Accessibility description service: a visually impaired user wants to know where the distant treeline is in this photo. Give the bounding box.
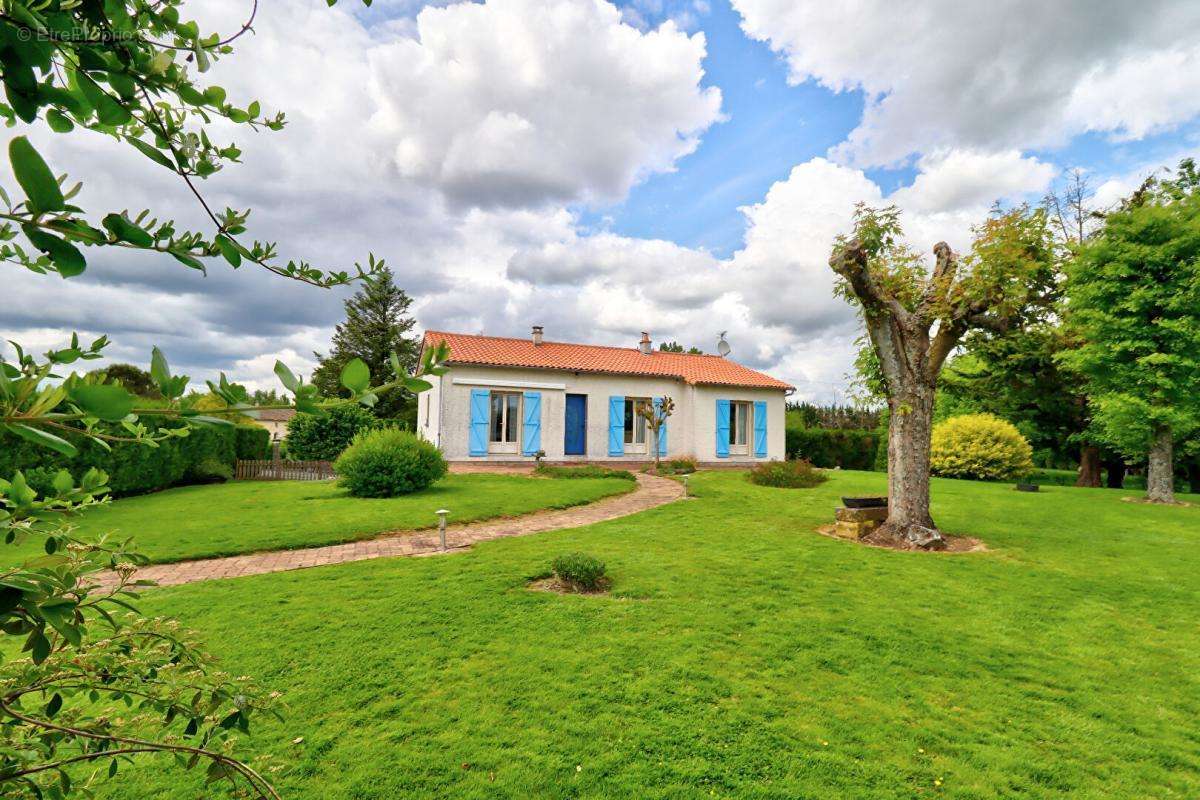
[786,402,881,431]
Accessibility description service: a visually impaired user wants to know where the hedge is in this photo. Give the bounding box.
[785,426,880,471]
[0,422,269,497]
[235,425,272,460]
[286,405,378,461]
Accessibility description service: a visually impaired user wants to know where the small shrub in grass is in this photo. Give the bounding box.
[666,456,697,474]
[335,428,447,497]
[930,413,1034,481]
[551,552,608,591]
[748,459,828,488]
[535,465,636,481]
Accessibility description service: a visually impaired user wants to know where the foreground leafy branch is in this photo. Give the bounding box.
[0,0,377,286]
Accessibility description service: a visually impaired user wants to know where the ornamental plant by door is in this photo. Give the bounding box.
[637,396,674,469]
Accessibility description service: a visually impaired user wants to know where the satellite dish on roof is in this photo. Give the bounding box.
[716,331,731,358]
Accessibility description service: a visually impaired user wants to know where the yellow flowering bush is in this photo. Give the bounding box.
[930,413,1034,481]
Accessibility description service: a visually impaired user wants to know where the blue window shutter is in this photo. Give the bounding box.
[653,397,667,457]
[608,396,625,456]
[715,399,730,458]
[522,392,542,456]
[753,400,768,457]
[469,390,489,457]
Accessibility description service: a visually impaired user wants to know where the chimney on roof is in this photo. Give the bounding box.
[639,331,652,355]
[531,325,544,346]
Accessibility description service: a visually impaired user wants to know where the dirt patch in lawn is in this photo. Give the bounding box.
[526,576,613,596]
[1121,496,1195,507]
[815,525,987,553]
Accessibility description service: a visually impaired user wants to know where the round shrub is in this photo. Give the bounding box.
[551,552,608,591]
[335,428,446,497]
[286,404,377,461]
[748,459,828,488]
[930,413,1034,481]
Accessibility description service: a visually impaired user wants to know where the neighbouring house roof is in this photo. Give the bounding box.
[253,409,297,423]
[422,331,794,391]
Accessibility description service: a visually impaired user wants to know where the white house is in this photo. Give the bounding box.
[416,328,793,465]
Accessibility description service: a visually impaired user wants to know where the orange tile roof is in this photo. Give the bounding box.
[422,331,793,391]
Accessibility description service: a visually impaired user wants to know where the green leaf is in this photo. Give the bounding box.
[23,227,86,277]
[68,383,134,422]
[51,469,73,495]
[274,361,300,392]
[39,599,81,647]
[7,424,77,457]
[171,251,206,271]
[9,137,64,214]
[102,213,154,247]
[215,234,241,266]
[403,377,433,393]
[78,75,132,126]
[193,42,210,74]
[28,629,51,664]
[188,415,234,427]
[126,137,177,171]
[151,346,171,387]
[45,693,62,718]
[45,109,75,133]
[340,358,370,394]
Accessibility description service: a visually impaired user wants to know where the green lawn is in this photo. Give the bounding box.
[87,471,1200,798]
[4,474,633,565]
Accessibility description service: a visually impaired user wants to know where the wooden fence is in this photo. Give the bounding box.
[235,459,335,481]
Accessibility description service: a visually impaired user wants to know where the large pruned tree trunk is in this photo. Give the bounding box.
[831,208,1050,548]
[1146,426,1176,503]
[1075,444,1102,487]
[885,383,937,540]
[831,241,1014,549]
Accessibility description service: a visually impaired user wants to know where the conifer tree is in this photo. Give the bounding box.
[313,267,420,422]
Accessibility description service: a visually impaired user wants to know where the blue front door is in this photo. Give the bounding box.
[564,394,587,455]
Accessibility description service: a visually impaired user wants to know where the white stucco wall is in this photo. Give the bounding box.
[416,363,787,463]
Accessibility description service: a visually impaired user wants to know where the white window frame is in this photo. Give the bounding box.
[730,401,752,455]
[623,397,651,454]
[488,391,522,453]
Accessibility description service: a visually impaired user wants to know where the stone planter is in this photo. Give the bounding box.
[834,505,888,540]
[842,496,887,509]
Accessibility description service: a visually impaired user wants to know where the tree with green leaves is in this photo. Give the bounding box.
[658,341,703,354]
[939,324,1086,468]
[829,204,1055,548]
[87,362,159,398]
[0,0,451,795]
[1059,162,1200,504]
[312,267,420,423]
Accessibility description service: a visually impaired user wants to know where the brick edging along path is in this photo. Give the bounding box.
[100,471,684,589]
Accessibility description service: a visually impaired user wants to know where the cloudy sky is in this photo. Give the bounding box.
[4,0,1200,402]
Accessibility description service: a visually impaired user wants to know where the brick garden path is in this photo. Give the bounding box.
[100,469,683,589]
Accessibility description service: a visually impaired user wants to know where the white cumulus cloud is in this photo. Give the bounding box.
[731,0,1200,166]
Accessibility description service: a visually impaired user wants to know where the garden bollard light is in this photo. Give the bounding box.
[682,475,689,498]
[436,509,449,551]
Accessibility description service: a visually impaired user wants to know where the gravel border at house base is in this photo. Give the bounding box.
[95,472,683,590]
